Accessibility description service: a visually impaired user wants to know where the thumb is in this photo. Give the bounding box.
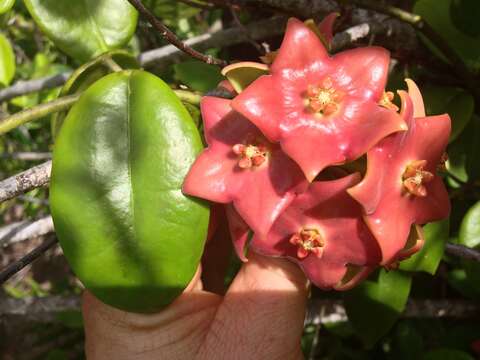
[197,252,309,360]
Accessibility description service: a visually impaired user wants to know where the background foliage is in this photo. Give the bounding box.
[0,0,479,359]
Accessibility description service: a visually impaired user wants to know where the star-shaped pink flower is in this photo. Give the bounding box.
[348,81,451,265]
[231,18,407,181]
[251,173,381,290]
[182,96,307,237]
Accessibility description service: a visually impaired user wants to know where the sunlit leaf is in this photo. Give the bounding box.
[50,70,209,313]
[0,32,15,86]
[24,0,138,62]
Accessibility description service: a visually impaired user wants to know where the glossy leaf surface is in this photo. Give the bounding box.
[51,50,139,138]
[50,70,209,313]
[344,269,412,348]
[0,33,15,86]
[24,0,138,62]
[174,60,224,93]
[459,201,480,249]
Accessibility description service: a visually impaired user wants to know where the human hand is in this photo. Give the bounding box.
[82,250,308,359]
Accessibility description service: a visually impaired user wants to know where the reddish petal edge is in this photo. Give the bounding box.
[395,224,425,262]
[405,78,426,118]
[333,265,375,291]
[317,13,339,49]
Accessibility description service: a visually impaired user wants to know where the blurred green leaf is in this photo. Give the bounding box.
[0,0,15,14]
[400,220,449,274]
[56,310,83,329]
[0,32,15,86]
[447,268,480,299]
[450,0,480,37]
[422,85,474,142]
[422,348,474,360]
[173,60,223,92]
[46,350,68,360]
[222,62,269,93]
[344,270,412,348]
[414,0,480,70]
[459,201,480,248]
[392,321,424,360]
[24,0,138,62]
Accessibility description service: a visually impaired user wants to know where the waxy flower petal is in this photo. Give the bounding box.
[251,173,381,289]
[348,87,451,264]
[183,96,307,237]
[232,18,406,180]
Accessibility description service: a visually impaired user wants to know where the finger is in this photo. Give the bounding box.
[83,267,221,359]
[198,252,308,360]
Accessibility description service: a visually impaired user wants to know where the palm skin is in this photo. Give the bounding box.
[82,252,308,359]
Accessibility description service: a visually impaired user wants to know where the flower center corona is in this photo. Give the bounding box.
[379,91,399,111]
[402,160,434,197]
[289,228,325,259]
[232,141,268,169]
[306,78,341,116]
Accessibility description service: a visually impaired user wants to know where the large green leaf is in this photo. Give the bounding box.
[414,0,480,71]
[0,33,15,86]
[0,0,14,14]
[344,270,412,348]
[400,220,449,274]
[24,0,138,62]
[50,70,209,313]
[51,50,139,138]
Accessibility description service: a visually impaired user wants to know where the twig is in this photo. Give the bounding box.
[0,18,286,103]
[0,236,58,284]
[177,0,215,9]
[0,94,80,135]
[0,216,54,247]
[0,72,72,103]
[0,160,51,203]
[126,0,227,66]
[1,152,52,161]
[445,243,480,263]
[229,3,265,54]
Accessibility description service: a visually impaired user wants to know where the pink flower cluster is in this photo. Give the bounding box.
[183,17,451,290]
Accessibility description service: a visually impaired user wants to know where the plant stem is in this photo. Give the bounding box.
[102,57,123,72]
[126,0,227,66]
[174,89,203,105]
[346,0,480,101]
[0,94,80,135]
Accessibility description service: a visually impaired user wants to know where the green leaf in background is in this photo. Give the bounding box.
[51,50,139,138]
[392,321,424,360]
[344,270,412,348]
[422,348,474,360]
[173,60,224,93]
[0,0,14,14]
[450,0,480,37]
[24,0,138,62]
[50,70,209,313]
[414,0,480,71]
[447,268,480,299]
[421,85,474,143]
[400,220,449,274]
[459,201,480,249]
[0,33,15,86]
[221,62,269,93]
